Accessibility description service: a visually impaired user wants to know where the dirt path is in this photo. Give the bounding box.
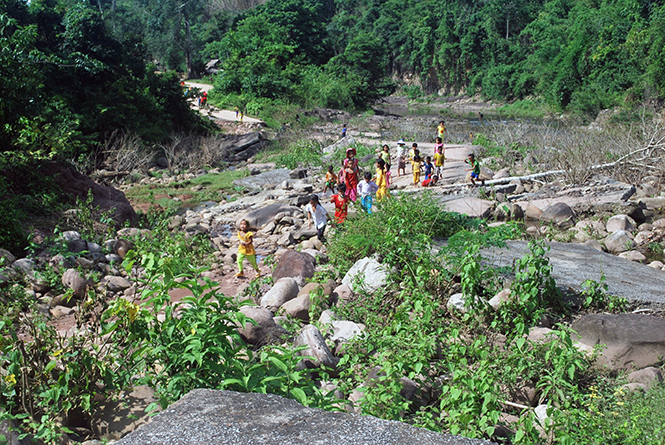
[184,82,264,124]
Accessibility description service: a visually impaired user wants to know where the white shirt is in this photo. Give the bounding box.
[357,180,378,197]
[396,145,407,158]
[305,203,328,229]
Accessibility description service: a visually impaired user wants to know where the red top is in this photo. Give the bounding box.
[331,194,349,223]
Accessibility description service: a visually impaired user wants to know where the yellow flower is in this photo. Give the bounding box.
[191,328,196,335]
[128,304,139,322]
[4,374,16,386]
[53,349,63,357]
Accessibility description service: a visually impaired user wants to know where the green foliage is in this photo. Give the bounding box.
[327,192,472,273]
[491,242,566,337]
[580,274,628,312]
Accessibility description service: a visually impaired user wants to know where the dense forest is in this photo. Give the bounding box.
[3,0,665,159]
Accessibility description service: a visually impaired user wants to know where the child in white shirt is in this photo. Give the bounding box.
[357,171,379,214]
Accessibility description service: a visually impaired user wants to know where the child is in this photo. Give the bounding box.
[433,140,445,177]
[323,165,337,195]
[342,124,347,138]
[380,144,391,171]
[375,158,388,201]
[331,183,350,224]
[411,150,423,185]
[437,120,446,142]
[396,139,407,177]
[385,164,392,190]
[357,171,378,214]
[424,156,434,180]
[422,175,439,187]
[409,143,418,173]
[236,219,261,279]
[434,136,444,155]
[306,195,330,241]
[465,153,485,186]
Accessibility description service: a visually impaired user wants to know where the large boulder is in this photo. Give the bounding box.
[342,257,389,293]
[240,203,299,229]
[237,306,289,347]
[540,202,575,227]
[571,314,665,369]
[115,389,492,445]
[272,250,315,281]
[233,169,291,192]
[260,277,299,312]
[37,161,136,227]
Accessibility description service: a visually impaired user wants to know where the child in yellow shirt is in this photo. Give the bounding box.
[411,150,423,185]
[236,219,261,279]
[375,158,388,200]
[323,165,337,195]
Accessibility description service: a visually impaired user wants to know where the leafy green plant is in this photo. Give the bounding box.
[580,274,627,312]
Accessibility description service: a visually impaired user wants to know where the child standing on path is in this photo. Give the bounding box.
[381,144,391,171]
[433,140,445,177]
[465,153,485,186]
[357,171,378,214]
[396,139,407,177]
[434,136,444,156]
[409,143,418,174]
[424,156,434,180]
[331,183,350,224]
[236,219,261,279]
[306,195,330,242]
[375,158,388,201]
[323,165,337,195]
[412,150,423,185]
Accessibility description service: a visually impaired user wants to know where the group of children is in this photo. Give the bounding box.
[235,123,485,280]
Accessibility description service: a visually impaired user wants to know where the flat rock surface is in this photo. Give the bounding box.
[481,240,665,305]
[116,389,494,445]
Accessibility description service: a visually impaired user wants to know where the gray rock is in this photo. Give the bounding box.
[605,215,636,233]
[626,367,663,390]
[234,169,291,192]
[617,250,646,262]
[571,314,665,369]
[272,250,315,281]
[116,389,493,445]
[106,276,132,293]
[488,289,511,310]
[50,305,74,318]
[604,230,636,253]
[11,258,35,274]
[62,268,87,298]
[302,248,328,264]
[334,284,354,305]
[0,418,30,445]
[279,294,311,321]
[621,382,649,392]
[331,320,365,343]
[525,205,543,220]
[342,257,389,293]
[237,306,289,347]
[583,239,604,252]
[447,293,467,313]
[277,232,295,247]
[479,240,665,305]
[260,277,299,312]
[0,248,16,265]
[540,202,575,227]
[294,324,339,370]
[241,203,299,229]
[289,168,308,179]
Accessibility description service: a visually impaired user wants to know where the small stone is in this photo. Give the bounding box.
[106,276,132,292]
[617,251,646,262]
[489,289,511,310]
[626,367,663,390]
[446,293,467,313]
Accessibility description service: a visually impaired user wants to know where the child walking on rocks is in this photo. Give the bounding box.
[357,171,378,214]
[236,219,261,279]
[465,153,485,186]
[306,195,330,242]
